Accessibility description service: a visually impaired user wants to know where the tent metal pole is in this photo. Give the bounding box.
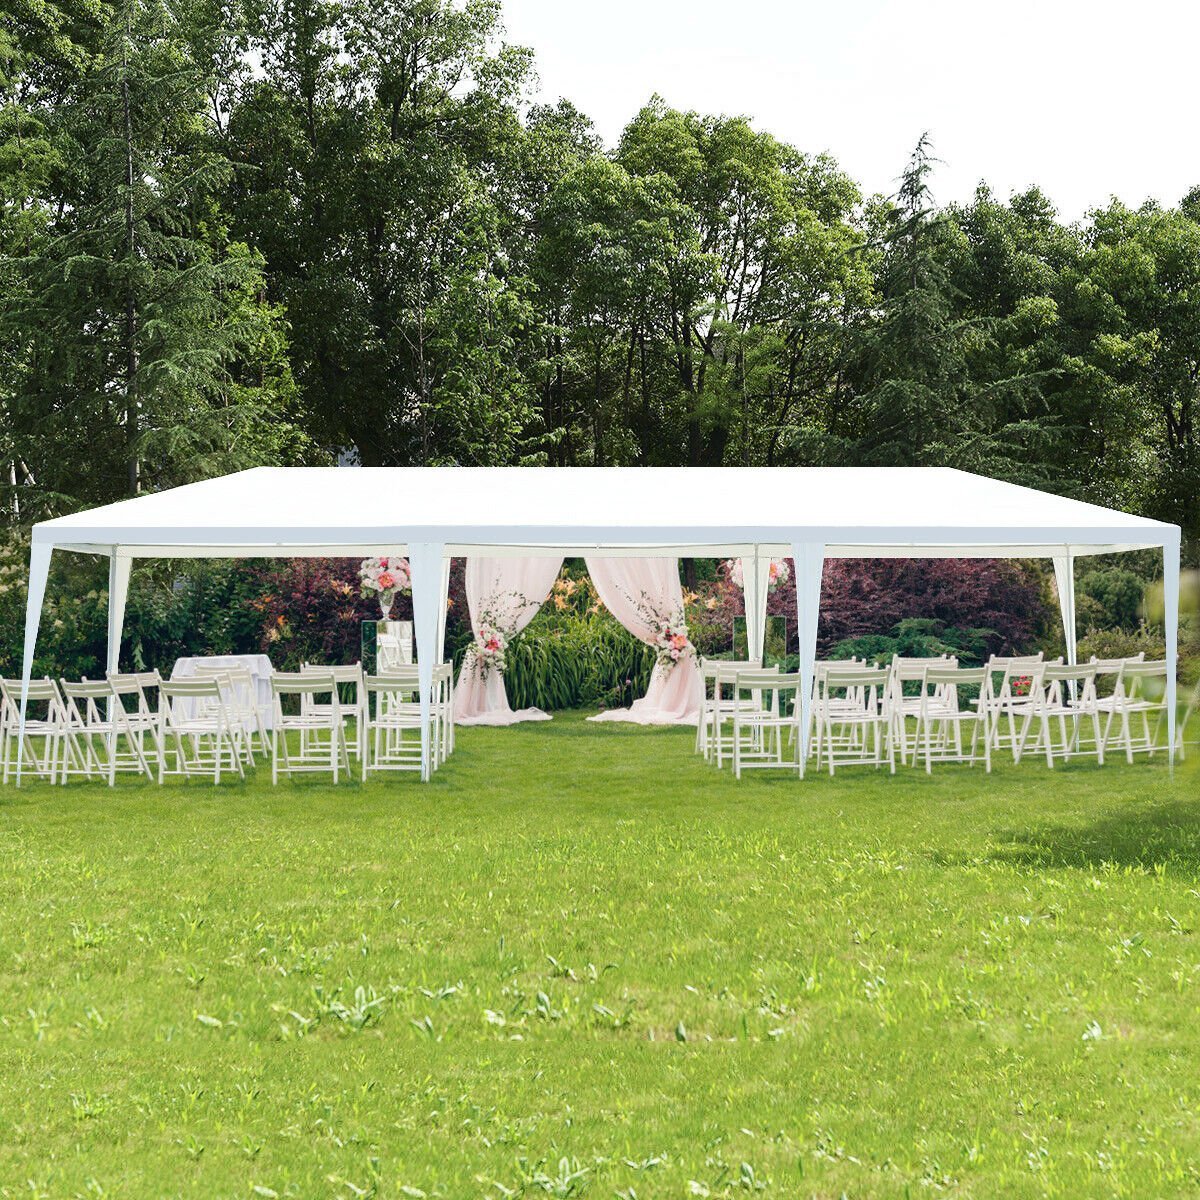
[107,550,132,676]
[16,541,53,786]
[791,542,825,775]
[409,542,445,782]
[740,547,770,665]
[1052,550,1077,667]
[1164,537,1180,772]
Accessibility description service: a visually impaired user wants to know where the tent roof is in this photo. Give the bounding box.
[34,465,1178,559]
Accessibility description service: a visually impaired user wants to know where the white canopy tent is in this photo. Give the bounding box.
[17,466,1182,780]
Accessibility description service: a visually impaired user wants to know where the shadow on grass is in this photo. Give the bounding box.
[987,794,1200,877]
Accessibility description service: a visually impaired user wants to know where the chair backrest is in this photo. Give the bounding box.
[1119,660,1168,698]
[819,665,889,694]
[1090,652,1145,673]
[60,678,114,701]
[301,662,362,683]
[271,671,337,697]
[1042,661,1097,684]
[987,653,1044,671]
[733,670,798,691]
[109,671,152,694]
[713,659,766,681]
[160,677,225,700]
[814,658,863,680]
[364,673,421,702]
[1,676,62,705]
[891,654,954,681]
[923,665,988,688]
[1117,659,1167,677]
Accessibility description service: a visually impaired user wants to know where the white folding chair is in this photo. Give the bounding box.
[731,670,802,778]
[707,660,772,767]
[696,659,757,759]
[0,677,66,784]
[300,663,364,760]
[1101,659,1171,762]
[433,663,455,763]
[913,665,993,773]
[189,663,270,763]
[157,677,246,784]
[978,653,1049,758]
[1181,678,1199,761]
[1015,661,1105,767]
[59,678,154,784]
[107,671,163,766]
[271,672,351,783]
[808,659,868,765]
[888,654,955,764]
[814,664,894,775]
[361,672,425,777]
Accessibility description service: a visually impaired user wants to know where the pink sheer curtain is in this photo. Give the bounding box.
[585,557,704,725]
[454,556,563,725]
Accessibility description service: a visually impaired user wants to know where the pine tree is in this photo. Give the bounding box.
[2,0,311,516]
[848,135,1053,478]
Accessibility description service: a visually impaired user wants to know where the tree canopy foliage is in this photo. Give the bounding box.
[1,0,1197,552]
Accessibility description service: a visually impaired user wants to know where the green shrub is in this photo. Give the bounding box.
[1076,626,1166,664]
[498,610,656,711]
[1077,567,1145,631]
[828,618,997,667]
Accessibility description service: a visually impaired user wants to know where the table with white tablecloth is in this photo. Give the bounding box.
[170,654,275,730]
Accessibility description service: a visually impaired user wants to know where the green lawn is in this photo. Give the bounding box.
[1,713,1199,1199]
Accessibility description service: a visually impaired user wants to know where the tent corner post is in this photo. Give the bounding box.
[1163,537,1180,773]
[17,540,54,786]
[1052,549,1077,667]
[740,547,770,665]
[791,542,826,770]
[409,542,446,783]
[107,549,132,677]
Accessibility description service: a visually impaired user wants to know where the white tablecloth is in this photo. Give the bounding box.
[171,654,275,730]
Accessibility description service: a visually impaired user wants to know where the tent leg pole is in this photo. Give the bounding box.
[1052,550,1077,667]
[409,542,445,783]
[1164,537,1180,775]
[107,551,132,676]
[740,547,770,664]
[791,542,825,775]
[17,541,53,787]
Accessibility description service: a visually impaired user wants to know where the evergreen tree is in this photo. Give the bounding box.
[846,136,1054,479]
[1,0,310,517]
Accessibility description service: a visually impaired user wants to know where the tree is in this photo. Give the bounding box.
[227,0,537,466]
[1,0,310,518]
[1069,201,1200,537]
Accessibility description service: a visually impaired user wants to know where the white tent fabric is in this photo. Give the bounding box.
[18,466,1183,780]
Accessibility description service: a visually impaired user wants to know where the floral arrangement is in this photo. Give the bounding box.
[650,607,693,670]
[359,556,411,615]
[725,557,790,590]
[464,620,508,680]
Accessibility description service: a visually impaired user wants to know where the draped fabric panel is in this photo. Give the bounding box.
[453,556,563,725]
[585,557,704,725]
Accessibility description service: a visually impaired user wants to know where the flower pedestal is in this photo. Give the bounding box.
[361,619,414,674]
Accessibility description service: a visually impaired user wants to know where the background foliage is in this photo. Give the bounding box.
[0,0,1196,690]
[1,0,1198,548]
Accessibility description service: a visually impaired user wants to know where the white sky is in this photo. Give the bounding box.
[501,0,1199,222]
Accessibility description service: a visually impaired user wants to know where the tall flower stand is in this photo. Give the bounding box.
[361,619,414,674]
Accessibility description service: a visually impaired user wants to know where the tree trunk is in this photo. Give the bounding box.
[121,23,139,497]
